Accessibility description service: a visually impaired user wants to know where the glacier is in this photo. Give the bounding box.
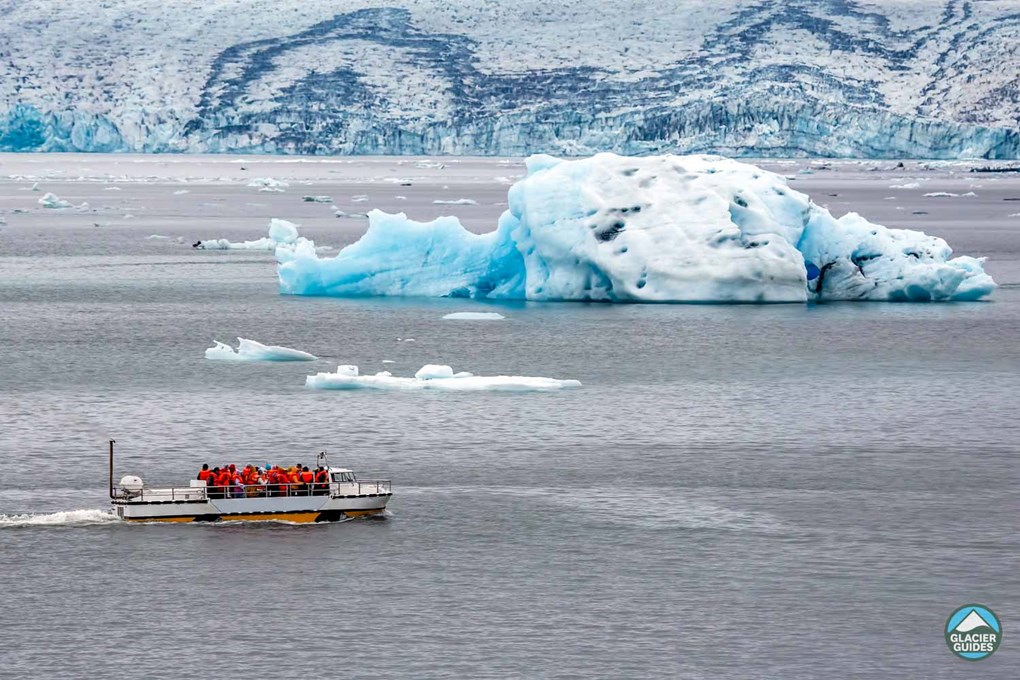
[0,3,1019,159]
[275,153,995,304]
[306,364,581,392]
[206,337,317,362]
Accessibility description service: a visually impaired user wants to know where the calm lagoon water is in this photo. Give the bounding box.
[0,155,1018,678]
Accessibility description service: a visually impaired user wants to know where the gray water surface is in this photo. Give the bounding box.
[0,156,1018,679]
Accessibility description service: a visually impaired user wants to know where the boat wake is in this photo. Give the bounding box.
[0,509,120,527]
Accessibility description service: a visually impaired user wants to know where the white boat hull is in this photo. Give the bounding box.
[113,491,390,523]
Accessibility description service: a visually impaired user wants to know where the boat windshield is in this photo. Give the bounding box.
[332,472,356,483]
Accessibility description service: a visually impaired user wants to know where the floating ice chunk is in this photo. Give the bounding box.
[414,364,457,379]
[303,195,333,203]
[205,337,317,362]
[433,198,478,205]
[352,195,368,203]
[146,234,171,240]
[103,186,121,191]
[275,153,994,303]
[248,177,288,192]
[173,189,190,195]
[195,237,276,251]
[306,364,581,392]
[38,192,72,208]
[381,359,396,364]
[30,181,39,191]
[196,218,307,251]
[923,192,960,197]
[889,182,921,189]
[267,218,299,245]
[442,312,506,320]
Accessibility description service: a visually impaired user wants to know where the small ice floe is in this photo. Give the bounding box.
[146,234,171,240]
[248,177,288,192]
[352,195,369,203]
[1009,213,1020,218]
[205,337,317,362]
[395,195,407,200]
[38,192,73,209]
[923,192,962,197]
[335,210,368,219]
[194,218,315,251]
[303,195,333,203]
[889,182,921,189]
[381,360,396,364]
[433,198,478,205]
[442,312,506,320]
[30,182,39,191]
[103,186,122,191]
[306,364,581,392]
[415,160,445,169]
[173,189,190,195]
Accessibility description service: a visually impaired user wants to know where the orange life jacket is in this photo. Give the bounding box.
[315,470,328,484]
[300,470,313,483]
[197,469,212,481]
[215,470,231,487]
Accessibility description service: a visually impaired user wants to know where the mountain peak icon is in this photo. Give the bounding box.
[955,610,992,633]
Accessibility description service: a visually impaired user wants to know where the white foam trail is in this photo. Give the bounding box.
[0,509,119,527]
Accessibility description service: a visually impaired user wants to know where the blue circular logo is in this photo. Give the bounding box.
[945,605,1002,660]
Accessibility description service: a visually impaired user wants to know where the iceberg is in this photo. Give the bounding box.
[275,153,995,303]
[306,364,580,392]
[248,177,288,192]
[195,218,314,251]
[442,312,506,320]
[38,192,72,209]
[205,337,317,362]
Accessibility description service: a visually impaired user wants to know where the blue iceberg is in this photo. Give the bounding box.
[275,153,995,303]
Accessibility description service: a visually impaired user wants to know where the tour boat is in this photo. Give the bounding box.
[107,440,391,523]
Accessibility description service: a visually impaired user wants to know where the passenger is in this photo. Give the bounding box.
[215,466,232,496]
[209,466,224,498]
[197,464,212,482]
[269,466,287,497]
[300,466,313,495]
[314,466,329,495]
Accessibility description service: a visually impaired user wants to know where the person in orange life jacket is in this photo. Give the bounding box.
[197,464,212,482]
[299,466,313,495]
[314,467,329,495]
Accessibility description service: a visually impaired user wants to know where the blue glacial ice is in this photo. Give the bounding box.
[206,337,317,362]
[275,153,996,303]
[306,364,581,392]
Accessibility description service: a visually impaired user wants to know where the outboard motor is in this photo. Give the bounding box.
[119,475,144,498]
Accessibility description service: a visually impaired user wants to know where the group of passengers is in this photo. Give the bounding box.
[197,463,331,498]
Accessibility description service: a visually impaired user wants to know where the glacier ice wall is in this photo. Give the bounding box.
[275,153,995,303]
[1,4,1019,159]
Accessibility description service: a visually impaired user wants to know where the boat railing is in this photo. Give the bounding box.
[112,479,392,501]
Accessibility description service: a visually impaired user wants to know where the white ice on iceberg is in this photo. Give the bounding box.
[205,337,317,362]
[195,218,314,251]
[442,312,506,320]
[433,198,478,205]
[275,154,995,303]
[248,177,288,192]
[38,192,72,209]
[306,364,580,392]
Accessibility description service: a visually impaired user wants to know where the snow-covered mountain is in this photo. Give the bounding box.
[1,0,1017,158]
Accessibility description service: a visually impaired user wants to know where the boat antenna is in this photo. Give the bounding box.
[108,439,116,499]
[318,450,329,469]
